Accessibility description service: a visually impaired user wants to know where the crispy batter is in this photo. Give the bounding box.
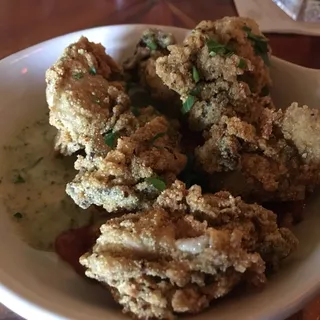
[155,17,274,178]
[46,36,137,156]
[80,180,297,319]
[206,104,320,202]
[157,181,298,268]
[66,117,187,212]
[156,18,320,202]
[156,17,271,107]
[155,16,273,135]
[80,209,265,319]
[281,102,320,164]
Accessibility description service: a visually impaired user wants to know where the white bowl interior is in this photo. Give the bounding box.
[0,25,319,320]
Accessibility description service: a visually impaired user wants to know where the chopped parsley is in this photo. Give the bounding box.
[206,39,234,57]
[243,26,270,66]
[190,84,202,96]
[182,84,202,115]
[104,131,119,148]
[72,72,84,80]
[13,212,23,219]
[89,66,97,75]
[13,174,25,184]
[260,85,270,97]
[238,58,247,69]
[149,132,167,145]
[146,40,158,51]
[192,65,200,83]
[182,95,196,114]
[145,177,166,192]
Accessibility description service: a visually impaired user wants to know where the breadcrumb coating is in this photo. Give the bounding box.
[46,36,136,156]
[66,117,187,212]
[156,17,320,202]
[46,37,187,213]
[80,180,297,319]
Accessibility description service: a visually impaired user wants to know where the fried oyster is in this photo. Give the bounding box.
[46,36,187,212]
[155,17,320,202]
[66,115,187,213]
[46,36,137,156]
[80,181,298,319]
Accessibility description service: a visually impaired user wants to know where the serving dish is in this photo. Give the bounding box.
[0,24,319,320]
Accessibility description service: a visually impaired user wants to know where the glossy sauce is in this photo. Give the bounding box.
[0,112,93,250]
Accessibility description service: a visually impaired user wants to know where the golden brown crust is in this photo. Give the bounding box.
[46,36,187,213]
[80,180,298,319]
[155,17,275,193]
[80,209,265,319]
[46,36,135,156]
[66,117,187,212]
[156,18,320,202]
[157,181,298,267]
[156,17,271,104]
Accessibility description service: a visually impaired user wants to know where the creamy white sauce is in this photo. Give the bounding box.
[0,111,93,251]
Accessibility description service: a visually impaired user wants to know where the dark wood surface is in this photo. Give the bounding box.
[0,0,319,319]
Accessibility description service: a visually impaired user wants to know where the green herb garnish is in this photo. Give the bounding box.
[190,84,202,96]
[149,132,167,145]
[260,85,270,97]
[243,26,270,66]
[89,66,97,75]
[192,65,200,83]
[13,174,25,184]
[104,131,118,148]
[206,39,234,57]
[145,177,166,192]
[146,41,158,51]
[72,72,84,80]
[182,95,196,114]
[13,212,23,219]
[238,58,247,69]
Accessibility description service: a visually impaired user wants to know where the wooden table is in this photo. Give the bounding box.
[0,0,319,319]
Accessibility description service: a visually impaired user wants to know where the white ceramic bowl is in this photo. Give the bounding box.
[0,25,319,320]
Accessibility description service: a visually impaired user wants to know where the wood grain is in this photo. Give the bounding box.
[0,0,319,319]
